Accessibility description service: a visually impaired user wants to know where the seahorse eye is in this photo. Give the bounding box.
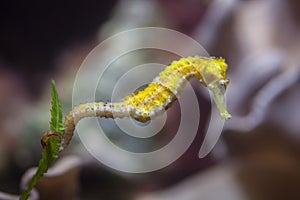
[219,79,229,90]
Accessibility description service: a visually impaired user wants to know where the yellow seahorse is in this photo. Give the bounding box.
[62,56,231,148]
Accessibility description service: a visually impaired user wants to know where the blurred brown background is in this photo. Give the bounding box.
[0,0,300,199]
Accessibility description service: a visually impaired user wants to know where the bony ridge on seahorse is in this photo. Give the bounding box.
[62,56,232,149]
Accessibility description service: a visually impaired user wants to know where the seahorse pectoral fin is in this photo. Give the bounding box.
[208,80,232,120]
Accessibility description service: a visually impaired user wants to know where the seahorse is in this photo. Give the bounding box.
[62,56,231,148]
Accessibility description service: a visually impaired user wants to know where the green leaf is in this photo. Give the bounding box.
[50,80,64,133]
[20,80,64,200]
[20,135,61,200]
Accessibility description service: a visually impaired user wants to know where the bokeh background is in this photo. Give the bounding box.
[1,0,300,199]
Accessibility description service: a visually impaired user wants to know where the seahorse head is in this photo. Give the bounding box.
[196,57,232,120]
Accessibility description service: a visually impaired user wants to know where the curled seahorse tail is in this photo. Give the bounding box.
[62,111,76,149]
